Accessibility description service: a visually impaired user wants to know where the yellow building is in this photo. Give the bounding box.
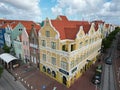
[38,15,102,87]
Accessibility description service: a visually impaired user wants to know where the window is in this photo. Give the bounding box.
[24,49,26,54]
[79,42,82,48]
[26,41,28,45]
[90,39,92,44]
[42,54,46,61]
[19,29,22,31]
[61,61,67,70]
[71,61,74,68]
[51,57,56,65]
[42,40,46,47]
[46,31,50,37]
[85,40,88,46]
[71,44,74,51]
[62,45,66,51]
[23,41,25,45]
[76,58,79,65]
[32,38,34,43]
[51,42,56,49]
[34,49,36,54]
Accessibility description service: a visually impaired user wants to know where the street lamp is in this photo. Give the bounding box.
[95,80,99,90]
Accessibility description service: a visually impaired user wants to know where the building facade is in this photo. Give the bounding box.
[38,16,102,87]
[29,24,41,68]
[0,26,6,48]
[13,34,23,60]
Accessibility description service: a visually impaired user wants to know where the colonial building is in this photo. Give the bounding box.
[13,34,23,59]
[29,24,41,68]
[92,20,105,39]
[0,24,6,48]
[4,22,19,48]
[38,15,102,87]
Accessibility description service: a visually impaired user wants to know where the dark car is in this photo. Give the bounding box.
[105,58,112,65]
[91,72,101,85]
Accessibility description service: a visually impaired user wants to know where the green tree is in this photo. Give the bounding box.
[102,27,120,52]
[2,44,10,53]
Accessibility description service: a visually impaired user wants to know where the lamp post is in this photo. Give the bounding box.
[95,80,99,90]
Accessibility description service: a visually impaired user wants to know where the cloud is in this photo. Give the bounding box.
[51,0,120,25]
[0,0,41,21]
[0,2,14,14]
[51,0,104,16]
[51,6,62,15]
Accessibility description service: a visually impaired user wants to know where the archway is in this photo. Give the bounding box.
[47,68,51,74]
[85,64,87,71]
[52,71,56,78]
[43,66,46,72]
[63,76,67,85]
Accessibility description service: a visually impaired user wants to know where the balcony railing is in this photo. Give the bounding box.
[30,43,38,49]
[40,39,102,57]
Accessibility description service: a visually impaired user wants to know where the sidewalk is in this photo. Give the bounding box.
[0,69,27,90]
[11,60,103,90]
[114,45,120,90]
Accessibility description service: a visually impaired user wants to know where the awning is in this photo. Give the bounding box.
[0,53,17,64]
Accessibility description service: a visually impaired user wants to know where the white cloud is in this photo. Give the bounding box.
[51,0,120,25]
[51,0,104,16]
[0,0,41,21]
[51,6,62,15]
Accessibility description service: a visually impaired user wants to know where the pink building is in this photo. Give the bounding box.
[21,21,40,63]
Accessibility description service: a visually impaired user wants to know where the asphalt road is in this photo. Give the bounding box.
[0,70,27,90]
[102,38,117,90]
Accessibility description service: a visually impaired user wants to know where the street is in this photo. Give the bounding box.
[0,70,26,90]
[102,35,119,90]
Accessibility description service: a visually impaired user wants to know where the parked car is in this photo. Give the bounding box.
[105,57,112,65]
[91,72,101,85]
[96,65,102,73]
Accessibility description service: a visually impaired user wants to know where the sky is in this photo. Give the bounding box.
[0,0,120,25]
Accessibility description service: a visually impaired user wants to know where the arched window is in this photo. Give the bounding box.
[47,68,51,74]
[52,71,56,78]
[43,66,46,72]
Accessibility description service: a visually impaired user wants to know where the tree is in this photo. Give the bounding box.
[2,44,10,53]
[102,27,120,52]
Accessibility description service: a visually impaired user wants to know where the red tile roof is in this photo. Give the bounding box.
[92,20,105,25]
[0,23,8,28]
[92,20,105,31]
[51,16,91,40]
[19,21,41,35]
[105,24,109,28]
[57,15,68,21]
[10,22,19,29]
[94,23,99,31]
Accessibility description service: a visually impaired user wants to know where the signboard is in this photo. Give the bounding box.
[71,67,77,73]
[59,69,69,75]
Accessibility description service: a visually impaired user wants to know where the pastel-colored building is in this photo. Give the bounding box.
[38,15,102,87]
[4,22,18,48]
[29,24,41,68]
[92,20,105,39]
[13,34,23,59]
[0,24,6,48]
[21,21,41,63]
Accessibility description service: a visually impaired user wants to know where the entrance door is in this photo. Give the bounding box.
[63,76,67,85]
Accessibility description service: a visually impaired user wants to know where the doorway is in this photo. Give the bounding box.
[63,76,67,85]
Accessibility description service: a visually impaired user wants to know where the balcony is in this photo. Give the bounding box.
[30,43,38,49]
[40,39,102,57]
